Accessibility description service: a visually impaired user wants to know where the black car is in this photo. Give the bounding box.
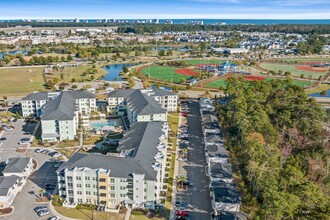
[0,137,6,141]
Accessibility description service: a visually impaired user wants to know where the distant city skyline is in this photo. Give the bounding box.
[1,0,330,20]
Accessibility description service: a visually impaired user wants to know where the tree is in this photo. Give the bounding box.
[122,66,129,73]
[158,49,165,57]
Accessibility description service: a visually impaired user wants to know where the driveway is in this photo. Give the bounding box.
[176,100,212,219]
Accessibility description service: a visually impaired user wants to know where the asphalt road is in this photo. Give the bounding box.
[176,100,212,220]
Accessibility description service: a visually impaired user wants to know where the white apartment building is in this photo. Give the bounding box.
[57,122,169,210]
[62,36,90,44]
[21,92,60,117]
[40,91,96,142]
[107,89,167,124]
[141,89,178,112]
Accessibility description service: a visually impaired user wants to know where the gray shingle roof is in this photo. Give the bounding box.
[109,89,166,115]
[207,144,228,158]
[3,157,31,174]
[206,133,223,143]
[58,122,165,180]
[215,211,247,220]
[0,176,21,196]
[151,89,176,97]
[22,92,49,101]
[210,162,233,179]
[41,91,95,121]
[211,181,241,204]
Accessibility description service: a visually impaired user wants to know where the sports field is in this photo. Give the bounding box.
[184,59,227,66]
[259,62,328,78]
[274,57,330,63]
[138,65,193,83]
[203,75,312,89]
[0,67,46,96]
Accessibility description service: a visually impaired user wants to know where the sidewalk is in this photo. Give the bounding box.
[169,113,183,220]
[124,207,132,220]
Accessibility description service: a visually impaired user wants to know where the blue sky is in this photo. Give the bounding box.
[1,0,330,19]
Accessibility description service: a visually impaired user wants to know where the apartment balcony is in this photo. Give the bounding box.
[99,186,107,190]
[99,178,106,183]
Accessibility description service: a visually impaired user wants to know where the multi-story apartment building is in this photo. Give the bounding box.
[40,91,96,142]
[107,89,168,124]
[21,92,60,117]
[141,89,178,112]
[57,121,169,210]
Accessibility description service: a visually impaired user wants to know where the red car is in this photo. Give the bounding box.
[176,210,189,217]
[181,113,187,117]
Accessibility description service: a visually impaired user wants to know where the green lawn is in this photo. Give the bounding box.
[139,66,190,83]
[203,79,227,88]
[259,62,327,78]
[274,57,330,63]
[54,206,126,220]
[184,59,228,66]
[0,67,46,96]
[51,64,107,83]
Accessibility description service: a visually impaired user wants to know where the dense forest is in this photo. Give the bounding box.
[116,24,330,34]
[218,78,330,219]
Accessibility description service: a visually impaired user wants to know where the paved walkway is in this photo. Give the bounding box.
[124,207,132,220]
[169,112,183,220]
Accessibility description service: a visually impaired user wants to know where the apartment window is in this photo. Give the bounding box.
[110,186,115,191]
[110,194,115,198]
[85,184,90,188]
[85,176,90,181]
[68,190,73,196]
[86,191,91,195]
[77,191,82,195]
[93,192,97,196]
[67,176,73,181]
[144,196,147,200]
[110,178,115,183]
[93,184,96,188]
[76,176,81,181]
[78,199,82,203]
[93,177,96,181]
[68,183,73,187]
[77,184,82,188]
[86,199,91,203]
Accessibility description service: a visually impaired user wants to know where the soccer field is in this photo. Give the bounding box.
[0,67,46,96]
[138,65,191,83]
[259,62,328,78]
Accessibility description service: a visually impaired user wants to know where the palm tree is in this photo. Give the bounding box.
[176,176,186,189]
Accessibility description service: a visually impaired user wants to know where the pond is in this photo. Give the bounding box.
[102,63,135,81]
[0,50,29,59]
[309,90,330,98]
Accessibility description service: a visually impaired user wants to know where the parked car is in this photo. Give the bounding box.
[41,149,50,154]
[35,148,43,153]
[175,201,189,208]
[4,127,13,131]
[181,113,187,117]
[34,206,48,213]
[0,137,6,141]
[48,217,60,220]
[37,210,50,217]
[175,210,189,217]
[49,151,60,158]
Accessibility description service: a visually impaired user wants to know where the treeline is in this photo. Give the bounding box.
[117,24,330,34]
[218,78,330,219]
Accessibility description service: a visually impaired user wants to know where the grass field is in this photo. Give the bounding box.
[203,76,312,89]
[274,57,330,63]
[259,62,328,78]
[0,67,46,96]
[184,59,227,66]
[51,64,108,83]
[54,206,125,220]
[139,65,190,83]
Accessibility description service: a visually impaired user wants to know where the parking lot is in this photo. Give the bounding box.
[0,120,38,160]
[175,100,212,220]
[0,120,60,219]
